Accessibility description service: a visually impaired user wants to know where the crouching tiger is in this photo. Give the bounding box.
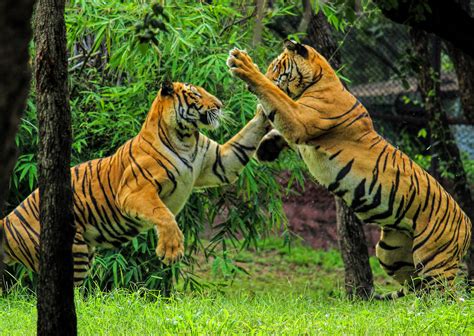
[226,41,472,299]
[0,81,269,286]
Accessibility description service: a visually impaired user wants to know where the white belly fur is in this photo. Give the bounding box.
[298,145,335,187]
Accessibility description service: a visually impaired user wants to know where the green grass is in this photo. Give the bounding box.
[1,238,473,335]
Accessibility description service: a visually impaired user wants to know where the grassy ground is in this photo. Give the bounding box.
[1,238,473,335]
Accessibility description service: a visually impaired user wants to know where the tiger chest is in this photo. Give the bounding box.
[160,165,196,215]
[297,145,336,187]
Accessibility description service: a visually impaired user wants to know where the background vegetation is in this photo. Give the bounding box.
[3,0,473,295]
[4,0,308,291]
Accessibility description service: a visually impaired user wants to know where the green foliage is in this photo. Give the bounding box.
[461,153,474,185]
[5,0,307,291]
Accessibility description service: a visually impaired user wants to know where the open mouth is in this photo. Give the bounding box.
[200,108,222,128]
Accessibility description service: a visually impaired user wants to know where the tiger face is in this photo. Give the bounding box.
[265,40,333,98]
[160,81,223,131]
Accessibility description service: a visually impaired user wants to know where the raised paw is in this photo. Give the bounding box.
[156,225,184,265]
[256,129,289,162]
[226,48,261,83]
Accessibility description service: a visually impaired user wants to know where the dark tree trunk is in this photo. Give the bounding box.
[0,0,35,289]
[336,198,374,299]
[34,0,77,334]
[445,43,474,285]
[447,44,474,124]
[0,0,35,209]
[411,29,474,286]
[306,8,374,299]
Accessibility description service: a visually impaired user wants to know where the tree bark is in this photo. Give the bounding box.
[0,0,35,290]
[447,44,474,124]
[0,1,35,210]
[411,29,474,286]
[34,0,77,334]
[336,198,374,299]
[445,43,474,285]
[252,0,266,47]
[306,10,374,299]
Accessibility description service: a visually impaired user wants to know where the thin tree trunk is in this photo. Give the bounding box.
[446,43,474,285]
[0,0,35,290]
[306,10,374,299]
[411,30,474,286]
[297,0,312,33]
[447,44,474,124]
[336,198,374,299]
[34,0,77,334]
[252,0,265,47]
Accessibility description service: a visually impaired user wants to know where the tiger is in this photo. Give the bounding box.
[226,40,472,299]
[0,81,270,286]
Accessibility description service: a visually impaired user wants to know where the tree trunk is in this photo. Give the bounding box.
[0,1,35,209]
[336,198,374,299]
[252,0,265,47]
[306,10,374,299]
[0,0,35,290]
[411,29,474,286]
[34,0,77,334]
[446,43,474,285]
[447,44,474,125]
[297,0,312,33]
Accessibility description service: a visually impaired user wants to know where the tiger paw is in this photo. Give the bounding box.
[156,225,184,265]
[226,48,261,83]
[256,129,289,162]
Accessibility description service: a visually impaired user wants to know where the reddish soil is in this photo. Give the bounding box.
[279,172,381,255]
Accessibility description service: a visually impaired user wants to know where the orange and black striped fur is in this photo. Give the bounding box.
[227,41,471,298]
[0,82,269,285]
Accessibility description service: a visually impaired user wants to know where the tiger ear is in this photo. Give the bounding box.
[160,80,174,96]
[284,39,298,51]
[283,39,308,59]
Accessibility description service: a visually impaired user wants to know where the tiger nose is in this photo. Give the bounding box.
[215,99,223,109]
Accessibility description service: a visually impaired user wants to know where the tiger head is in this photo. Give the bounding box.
[157,81,223,131]
[265,40,337,98]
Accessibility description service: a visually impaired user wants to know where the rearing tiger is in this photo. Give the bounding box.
[227,40,472,298]
[0,81,269,285]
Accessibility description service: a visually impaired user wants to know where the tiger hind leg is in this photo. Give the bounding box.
[373,288,407,300]
[72,232,93,286]
[412,237,462,297]
[373,229,416,300]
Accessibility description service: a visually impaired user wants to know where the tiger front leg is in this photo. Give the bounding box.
[117,183,184,265]
[227,48,324,144]
[256,129,290,163]
[226,48,264,89]
[226,48,295,121]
